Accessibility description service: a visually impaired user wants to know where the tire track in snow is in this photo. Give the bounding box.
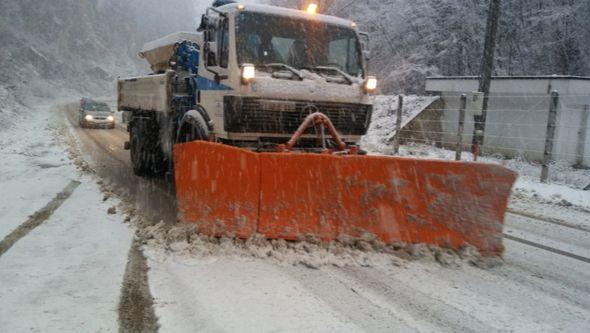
[62,104,178,224]
[118,238,159,333]
[0,180,80,257]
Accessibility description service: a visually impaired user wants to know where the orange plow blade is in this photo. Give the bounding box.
[174,141,517,256]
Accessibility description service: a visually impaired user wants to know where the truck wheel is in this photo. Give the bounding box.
[177,110,209,143]
[130,118,165,177]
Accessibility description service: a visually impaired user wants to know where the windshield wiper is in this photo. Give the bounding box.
[262,63,303,80]
[312,66,354,84]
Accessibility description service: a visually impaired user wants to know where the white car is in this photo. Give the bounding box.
[79,100,116,129]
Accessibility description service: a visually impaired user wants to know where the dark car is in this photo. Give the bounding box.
[79,100,115,129]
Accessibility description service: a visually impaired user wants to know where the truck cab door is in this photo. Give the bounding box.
[203,17,230,84]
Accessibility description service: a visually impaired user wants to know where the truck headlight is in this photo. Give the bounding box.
[107,115,115,122]
[241,64,256,84]
[85,115,94,121]
[364,76,377,93]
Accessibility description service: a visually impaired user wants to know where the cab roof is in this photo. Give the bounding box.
[217,3,357,29]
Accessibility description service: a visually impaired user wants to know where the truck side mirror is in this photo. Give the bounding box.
[197,14,208,32]
[363,50,371,62]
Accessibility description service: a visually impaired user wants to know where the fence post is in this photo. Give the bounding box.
[541,91,559,183]
[393,95,403,154]
[455,94,467,161]
[576,105,589,167]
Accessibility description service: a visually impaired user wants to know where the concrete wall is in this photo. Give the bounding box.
[425,77,590,166]
[581,106,589,167]
[586,109,590,167]
[398,99,444,146]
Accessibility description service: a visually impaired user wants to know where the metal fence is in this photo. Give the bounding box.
[389,92,590,184]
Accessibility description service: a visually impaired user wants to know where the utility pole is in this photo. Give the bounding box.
[455,94,467,161]
[392,95,404,154]
[540,91,559,183]
[472,0,501,156]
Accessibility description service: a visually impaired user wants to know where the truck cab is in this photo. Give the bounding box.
[118,2,376,176]
[196,3,374,147]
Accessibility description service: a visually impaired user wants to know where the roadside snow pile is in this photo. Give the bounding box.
[0,104,75,238]
[360,95,438,153]
[503,158,590,192]
[512,180,590,211]
[403,144,589,191]
[134,221,495,270]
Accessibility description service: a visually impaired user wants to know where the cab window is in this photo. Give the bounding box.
[219,19,229,68]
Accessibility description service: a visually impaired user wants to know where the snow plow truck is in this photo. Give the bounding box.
[117,1,517,256]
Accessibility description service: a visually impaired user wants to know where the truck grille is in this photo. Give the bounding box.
[223,97,372,135]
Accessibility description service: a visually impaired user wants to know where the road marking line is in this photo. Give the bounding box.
[0,180,81,257]
[507,209,590,233]
[504,234,590,264]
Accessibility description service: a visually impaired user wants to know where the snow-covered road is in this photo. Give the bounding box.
[0,102,589,332]
[142,225,590,333]
[0,105,134,331]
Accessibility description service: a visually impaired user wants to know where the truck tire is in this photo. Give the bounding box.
[130,117,165,177]
[177,110,209,143]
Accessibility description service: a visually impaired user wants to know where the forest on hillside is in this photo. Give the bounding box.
[275,0,590,93]
[0,0,588,109]
[0,0,197,109]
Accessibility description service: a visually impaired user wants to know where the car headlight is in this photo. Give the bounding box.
[241,64,256,84]
[107,115,114,122]
[85,115,93,121]
[364,76,377,93]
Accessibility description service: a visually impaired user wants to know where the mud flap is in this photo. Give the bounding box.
[174,141,517,256]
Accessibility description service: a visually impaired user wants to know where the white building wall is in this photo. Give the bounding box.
[585,111,590,166]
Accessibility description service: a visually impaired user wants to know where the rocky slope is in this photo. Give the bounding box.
[0,0,197,125]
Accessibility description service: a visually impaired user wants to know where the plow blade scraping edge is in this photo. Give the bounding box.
[174,141,517,256]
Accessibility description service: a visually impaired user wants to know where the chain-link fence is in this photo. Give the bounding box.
[373,91,590,188]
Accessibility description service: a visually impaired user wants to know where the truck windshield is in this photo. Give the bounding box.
[236,12,364,77]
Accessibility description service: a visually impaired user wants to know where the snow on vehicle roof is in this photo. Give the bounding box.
[140,32,202,55]
[218,3,356,28]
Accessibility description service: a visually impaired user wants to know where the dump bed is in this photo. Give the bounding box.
[117,71,174,113]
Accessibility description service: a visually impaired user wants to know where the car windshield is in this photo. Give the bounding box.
[85,103,111,112]
[236,12,364,77]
